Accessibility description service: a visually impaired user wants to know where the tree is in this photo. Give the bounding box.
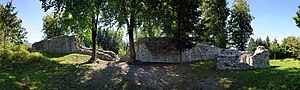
[255,37,264,46]
[42,12,70,39]
[293,5,300,28]
[281,36,300,58]
[228,0,254,51]
[0,1,27,52]
[269,38,280,59]
[156,0,202,63]
[264,36,270,49]
[42,11,93,47]
[247,38,255,51]
[106,0,164,61]
[200,0,230,48]
[41,0,108,63]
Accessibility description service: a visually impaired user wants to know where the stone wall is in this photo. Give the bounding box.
[216,46,270,70]
[134,38,222,63]
[32,35,119,61]
[122,37,269,70]
[32,36,81,54]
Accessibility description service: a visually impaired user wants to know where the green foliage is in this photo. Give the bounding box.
[228,0,254,51]
[97,29,124,54]
[200,0,230,48]
[247,37,286,59]
[117,43,128,58]
[281,36,300,58]
[40,0,108,62]
[269,38,285,59]
[0,44,33,64]
[41,10,93,47]
[0,1,27,44]
[158,0,202,50]
[247,38,255,51]
[42,12,70,39]
[106,0,165,60]
[264,36,270,48]
[293,5,300,28]
[255,37,265,47]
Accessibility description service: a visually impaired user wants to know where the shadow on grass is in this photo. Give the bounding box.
[39,52,69,58]
[0,57,89,89]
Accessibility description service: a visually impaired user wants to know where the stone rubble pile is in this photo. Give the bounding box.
[216,46,269,70]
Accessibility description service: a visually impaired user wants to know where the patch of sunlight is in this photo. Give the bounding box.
[270,59,300,69]
[8,76,16,79]
[14,81,21,86]
[219,77,233,88]
[246,87,258,90]
[51,54,91,64]
[28,81,39,90]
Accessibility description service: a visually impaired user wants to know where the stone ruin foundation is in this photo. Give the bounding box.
[122,37,270,70]
[216,46,270,70]
[31,35,119,61]
[132,37,222,63]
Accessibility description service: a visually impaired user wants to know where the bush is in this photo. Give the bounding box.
[117,47,127,58]
[0,44,35,64]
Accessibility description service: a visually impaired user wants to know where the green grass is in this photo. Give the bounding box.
[0,52,92,89]
[187,59,300,89]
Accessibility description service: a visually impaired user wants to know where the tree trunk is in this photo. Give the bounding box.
[86,16,97,63]
[128,15,136,60]
[274,52,276,59]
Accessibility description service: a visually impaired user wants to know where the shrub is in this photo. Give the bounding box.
[117,47,127,58]
[0,44,35,64]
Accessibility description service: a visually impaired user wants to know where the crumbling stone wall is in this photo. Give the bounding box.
[122,37,269,70]
[32,35,119,61]
[134,38,222,63]
[216,46,270,70]
[32,36,81,54]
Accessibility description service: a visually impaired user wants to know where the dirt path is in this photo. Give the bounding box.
[78,61,228,90]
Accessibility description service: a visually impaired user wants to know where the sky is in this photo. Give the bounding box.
[0,0,300,43]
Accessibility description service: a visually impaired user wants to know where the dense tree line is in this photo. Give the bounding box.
[248,36,300,59]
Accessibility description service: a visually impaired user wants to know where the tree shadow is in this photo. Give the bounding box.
[82,62,189,90]
[270,66,280,68]
[39,51,69,58]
